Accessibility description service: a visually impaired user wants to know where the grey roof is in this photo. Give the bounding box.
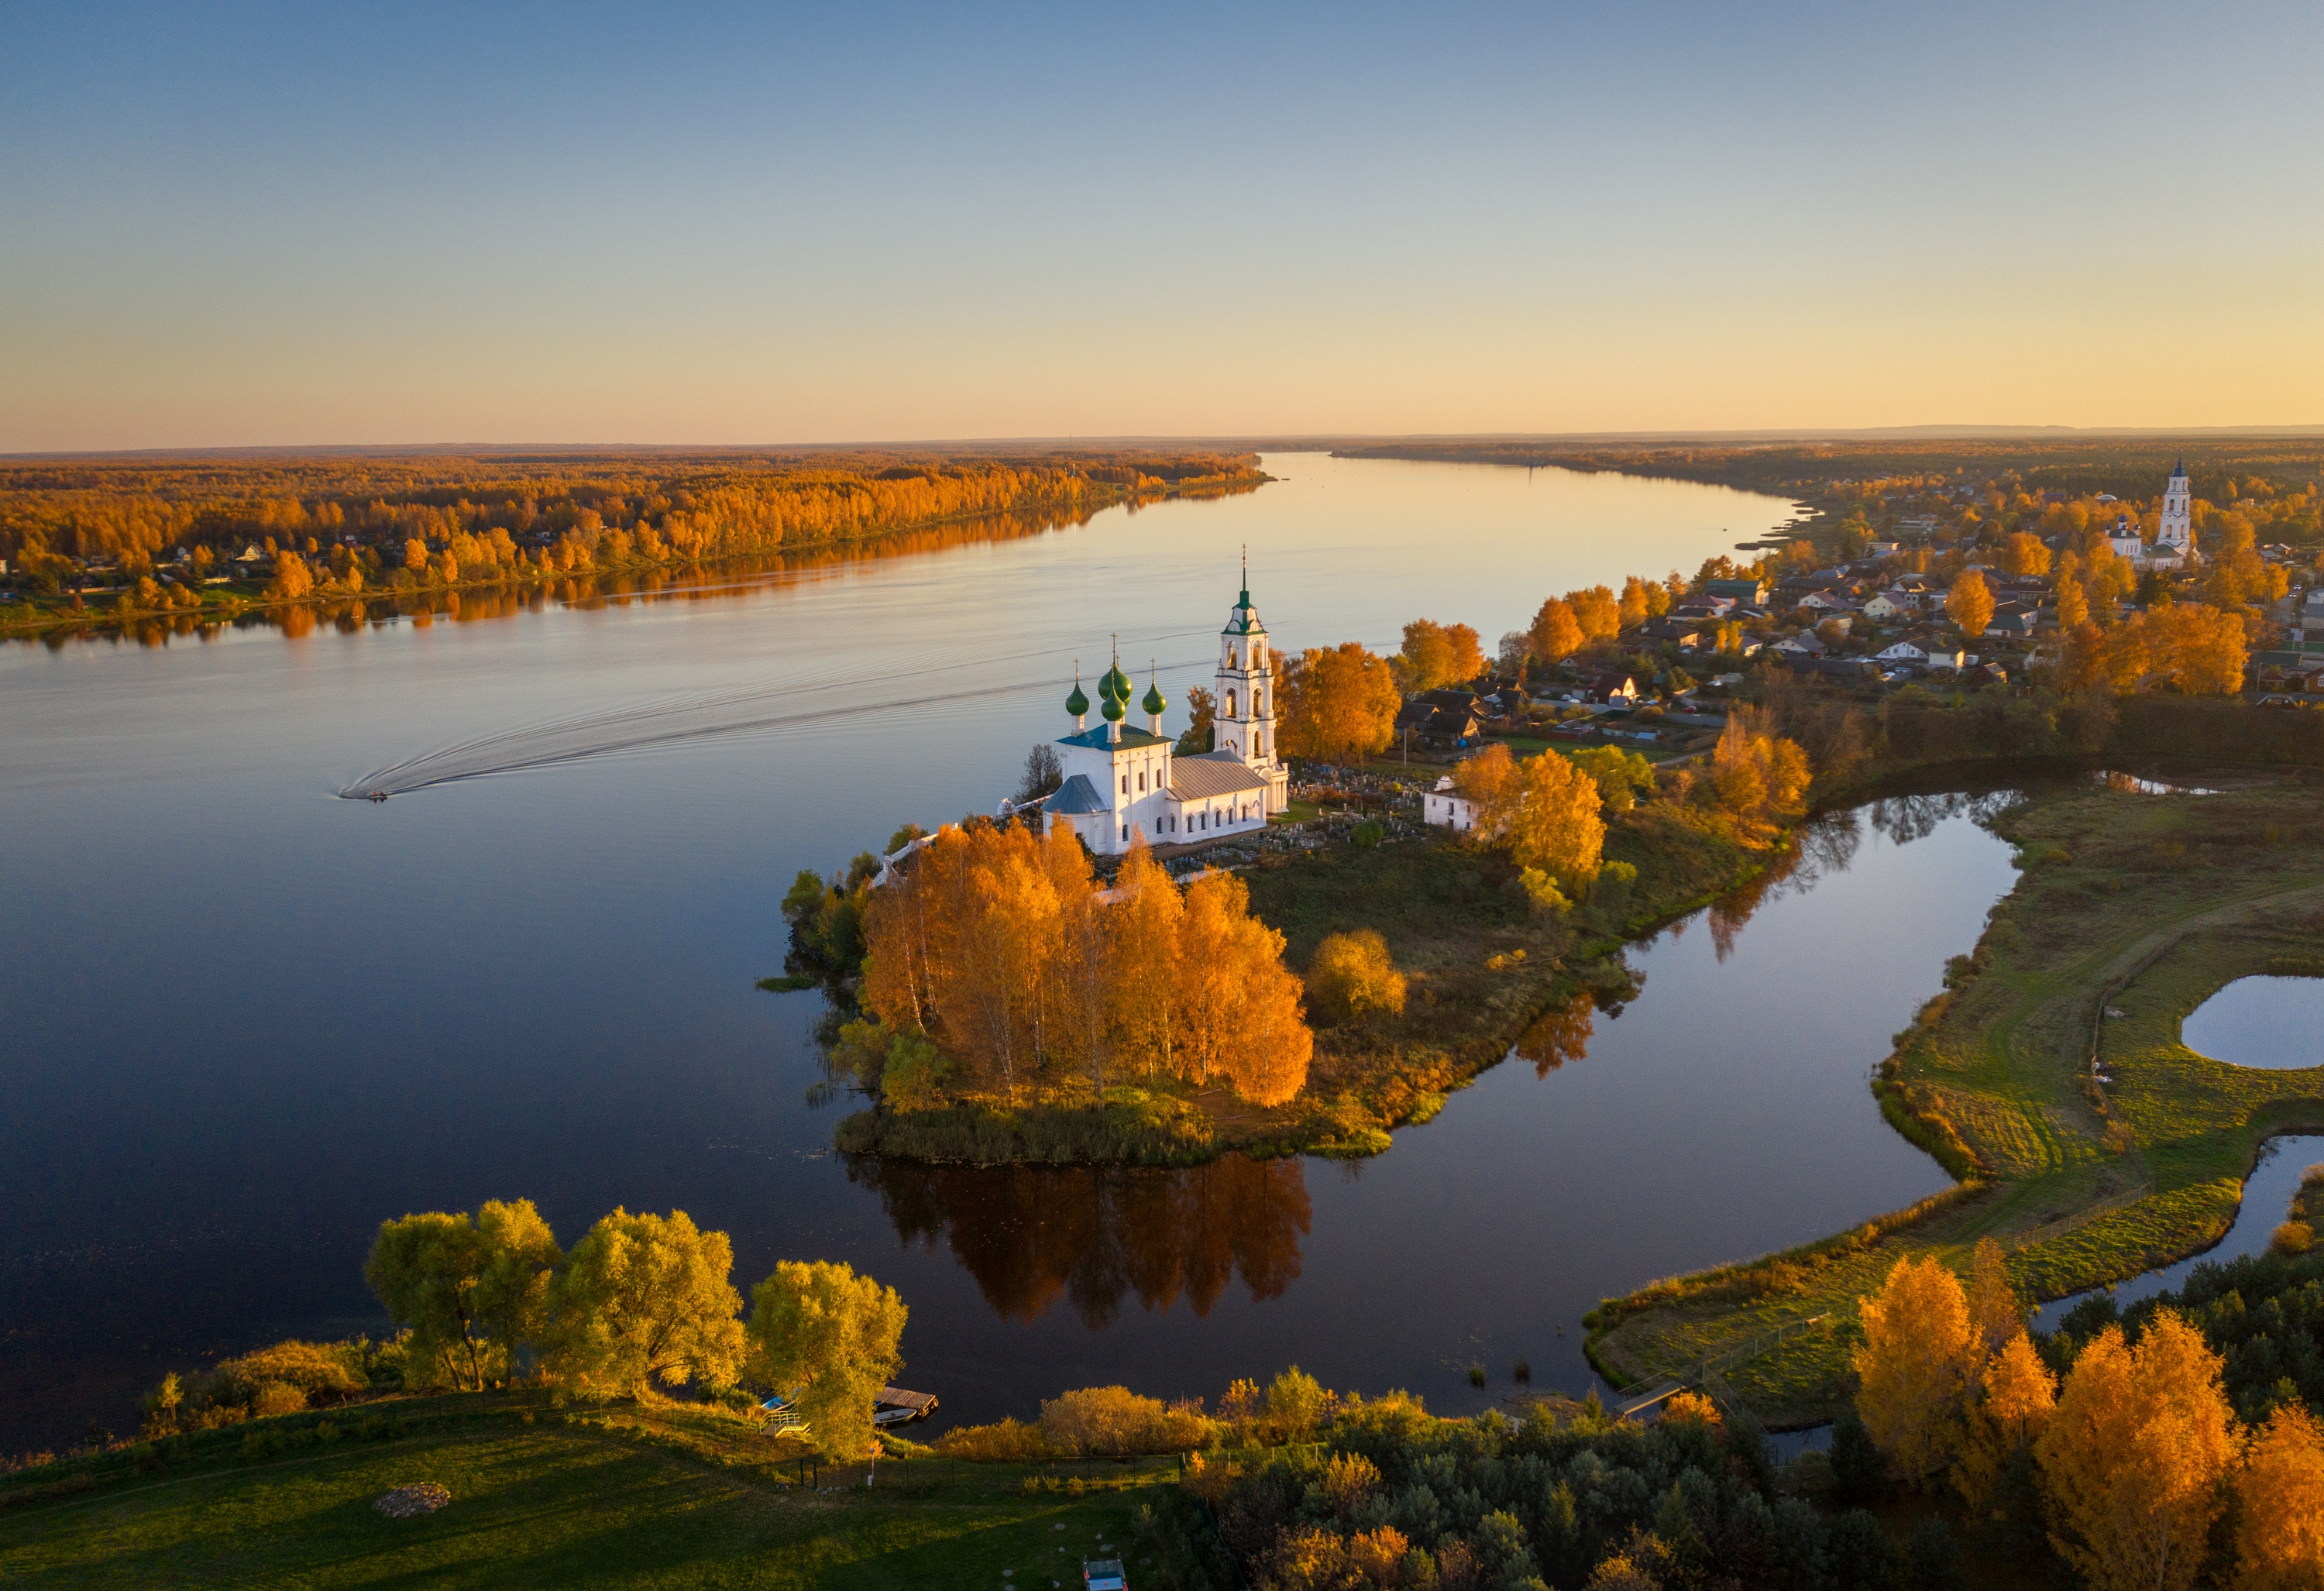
[1047,774,1107,815]
[1057,725,1171,751]
[1167,754,1270,801]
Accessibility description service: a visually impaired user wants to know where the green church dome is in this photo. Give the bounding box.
[1100,689,1126,721]
[1066,679,1089,716]
[1143,680,1167,716]
[1100,661,1132,703]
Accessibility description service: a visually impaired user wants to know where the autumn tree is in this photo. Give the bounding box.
[1305,930,1407,1026]
[2035,1313,2240,1591]
[1528,597,1586,663]
[2054,552,2091,630]
[365,1199,562,1391]
[1965,1237,2022,1360]
[548,1208,746,1392]
[1946,569,1996,637]
[2001,532,2052,578]
[1854,1255,1978,1487]
[1280,643,1401,766]
[1506,747,1606,890]
[745,1259,907,1460]
[1566,585,1621,642]
[1453,744,1604,889]
[1954,1330,2056,1517]
[1105,840,1185,1079]
[1705,715,1811,843]
[1397,619,1485,690]
[2233,1402,2324,1591]
[1567,745,1657,813]
[1177,871,1312,1105]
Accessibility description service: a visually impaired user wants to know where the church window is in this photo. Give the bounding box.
[1121,774,1129,793]
[1138,770,1146,791]
[1226,689,1236,717]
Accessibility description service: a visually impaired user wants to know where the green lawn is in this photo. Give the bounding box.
[0,1400,1171,1589]
[1588,774,2324,1421]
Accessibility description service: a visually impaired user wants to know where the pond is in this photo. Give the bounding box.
[0,452,2018,1453]
[2181,976,2324,1071]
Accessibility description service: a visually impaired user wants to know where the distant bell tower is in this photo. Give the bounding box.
[2157,459,2195,558]
[1215,552,1275,768]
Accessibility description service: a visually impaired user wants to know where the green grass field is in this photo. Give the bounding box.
[1588,773,2324,1422]
[0,1397,1171,1589]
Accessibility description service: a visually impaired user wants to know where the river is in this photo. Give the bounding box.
[1,452,2004,1452]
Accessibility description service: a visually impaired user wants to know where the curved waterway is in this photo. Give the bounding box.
[0,452,2017,1452]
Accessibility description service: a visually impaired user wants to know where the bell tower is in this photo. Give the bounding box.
[1215,552,1275,770]
[2156,459,2195,558]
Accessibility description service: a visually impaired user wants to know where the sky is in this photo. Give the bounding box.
[3,1,2321,449]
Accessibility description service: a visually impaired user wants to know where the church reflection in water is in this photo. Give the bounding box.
[846,1153,1311,1328]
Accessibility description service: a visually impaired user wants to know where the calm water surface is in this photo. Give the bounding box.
[1,455,2010,1451]
[2181,978,2324,1071]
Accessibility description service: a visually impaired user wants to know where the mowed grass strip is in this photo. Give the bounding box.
[0,1413,1168,1589]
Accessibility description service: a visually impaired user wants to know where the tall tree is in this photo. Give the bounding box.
[746,1259,907,1460]
[548,1208,745,1392]
[1947,569,1996,638]
[1528,598,1585,664]
[2036,1313,2240,1591]
[1105,840,1184,1080]
[1280,644,1401,766]
[365,1211,491,1391]
[1964,1237,2022,1362]
[1854,1255,1978,1488]
[2233,1402,2324,1591]
[1953,1330,2056,1516]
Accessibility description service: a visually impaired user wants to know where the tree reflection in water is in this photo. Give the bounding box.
[845,1153,1311,1328]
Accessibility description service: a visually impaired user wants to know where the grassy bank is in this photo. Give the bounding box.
[1587,771,2324,1424]
[0,1393,1173,1588]
[838,809,1776,1167]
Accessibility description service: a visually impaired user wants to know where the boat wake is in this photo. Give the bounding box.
[338,631,1217,800]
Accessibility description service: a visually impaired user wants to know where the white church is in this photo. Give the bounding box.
[1042,581,1291,856]
[2102,459,2199,572]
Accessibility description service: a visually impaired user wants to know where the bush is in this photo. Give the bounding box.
[1039,1386,1216,1457]
[937,1416,1058,1462]
[250,1381,310,1418]
[1304,930,1408,1026]
[1513,867,1569,917]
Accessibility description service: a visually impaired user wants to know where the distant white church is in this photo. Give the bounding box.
[1043,581,1291,856]
[2104,460,2198,571]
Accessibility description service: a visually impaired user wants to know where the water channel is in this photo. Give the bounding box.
[2,452,2025,1452]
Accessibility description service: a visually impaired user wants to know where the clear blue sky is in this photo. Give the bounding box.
[4,1,2319,447]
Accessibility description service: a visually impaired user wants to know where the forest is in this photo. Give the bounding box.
[0,446,1267,600]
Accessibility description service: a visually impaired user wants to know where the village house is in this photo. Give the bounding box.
[1422,775,1478,833]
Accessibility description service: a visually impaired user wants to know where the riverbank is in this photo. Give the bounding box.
[0,473,1264,644]
[1587,768,2324,1424]
[834,803,1782,1167]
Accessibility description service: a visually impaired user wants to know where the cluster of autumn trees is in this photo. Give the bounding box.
[349,1198,907,1458]
[856,823,1312,1108]
[1851,1243,2323,1590]
[0,449,1263,573]
[1527,573,1693,665]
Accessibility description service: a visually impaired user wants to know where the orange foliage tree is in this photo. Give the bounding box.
[1854,1254,1979,1487]
[1452,744,1605,890]
[1279,643,1401,766]
[2233,1402,2324,1591]
[2035,1313,2240,1591]
[1704,716,1811,844]
[1527,597,1585,663]
[1397,619,1485,690]
[1947,569,1996,637]
[860,829,1310,1107]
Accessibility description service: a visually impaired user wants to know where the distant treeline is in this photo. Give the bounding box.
[0,448,1267,567]
[1335,437,2324,525]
